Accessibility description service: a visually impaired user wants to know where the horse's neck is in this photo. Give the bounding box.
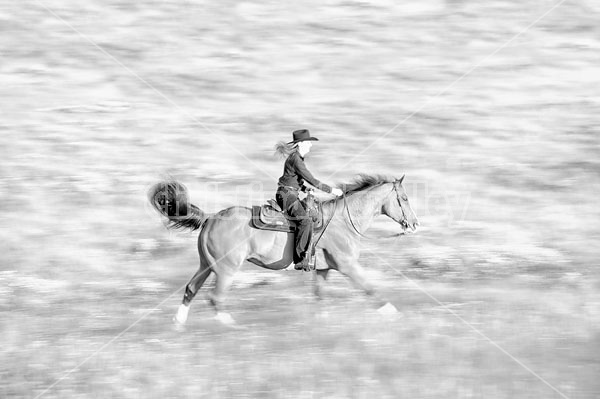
[342,185,387,232]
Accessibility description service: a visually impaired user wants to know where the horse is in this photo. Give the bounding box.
[147,174,419,326]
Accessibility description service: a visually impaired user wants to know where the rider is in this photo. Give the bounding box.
[276,129,343,271]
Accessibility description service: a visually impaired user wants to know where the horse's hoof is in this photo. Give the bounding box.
[377,302,399,316]
[214,312,247,329]
[174,304,189,325]
[214,312,236,325]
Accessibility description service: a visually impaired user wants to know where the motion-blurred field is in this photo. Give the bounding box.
[1,0,599,398]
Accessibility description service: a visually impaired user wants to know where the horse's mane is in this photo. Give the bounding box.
[340,174,394,195]
[320,174,392,206]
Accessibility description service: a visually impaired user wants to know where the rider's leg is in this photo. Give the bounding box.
[295,215,312,262]
[288,200,313,267]
[276,188,313,269]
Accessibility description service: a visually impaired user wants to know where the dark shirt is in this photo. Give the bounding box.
[277,152,332,193]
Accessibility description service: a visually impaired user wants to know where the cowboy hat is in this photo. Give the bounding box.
[288,129,319,144]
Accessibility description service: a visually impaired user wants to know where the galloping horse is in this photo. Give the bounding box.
[148,174,419,326]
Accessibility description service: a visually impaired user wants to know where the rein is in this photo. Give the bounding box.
[311,196,338,248]
[312,185,405,250]
[343,193,370,239]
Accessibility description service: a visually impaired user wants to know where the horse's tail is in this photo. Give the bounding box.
[147,180,208,231]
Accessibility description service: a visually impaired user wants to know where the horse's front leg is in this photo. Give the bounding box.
[338,261,377,297]
[313,268,330,300]
[338,261,398,314]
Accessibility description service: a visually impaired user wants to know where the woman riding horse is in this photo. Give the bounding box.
[275,129,343,271]
[148,147,419,326]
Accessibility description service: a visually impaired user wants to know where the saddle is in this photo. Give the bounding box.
[250,196,323,233]
[251,200,295,233]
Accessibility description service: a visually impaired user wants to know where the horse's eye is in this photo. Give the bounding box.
[401,195,408,201]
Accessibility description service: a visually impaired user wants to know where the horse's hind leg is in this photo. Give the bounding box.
[174,261,212,325]
[207,271,237,325]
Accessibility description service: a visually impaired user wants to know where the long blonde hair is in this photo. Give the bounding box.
[274,141,298,158]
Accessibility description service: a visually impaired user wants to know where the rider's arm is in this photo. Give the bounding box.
[292,155,332,193]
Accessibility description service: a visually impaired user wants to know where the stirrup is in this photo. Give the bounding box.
[294,258,315,272]
[306,258,316,271]
[294,260,306,271]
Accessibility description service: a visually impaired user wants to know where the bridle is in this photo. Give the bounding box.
[342,184,407,239]
[312,183,408,249]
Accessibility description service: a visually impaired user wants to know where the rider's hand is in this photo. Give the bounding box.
[331,188,343,197]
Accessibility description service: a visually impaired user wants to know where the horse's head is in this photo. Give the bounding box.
[382,175,419,233]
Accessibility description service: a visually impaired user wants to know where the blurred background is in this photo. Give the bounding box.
[1,0,599,397]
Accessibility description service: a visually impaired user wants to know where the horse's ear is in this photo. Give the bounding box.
[397,175,405,184]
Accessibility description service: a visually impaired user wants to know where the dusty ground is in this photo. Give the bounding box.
[1,0,599,398]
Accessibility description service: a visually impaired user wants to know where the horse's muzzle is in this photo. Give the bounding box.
[401,219,419,233]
